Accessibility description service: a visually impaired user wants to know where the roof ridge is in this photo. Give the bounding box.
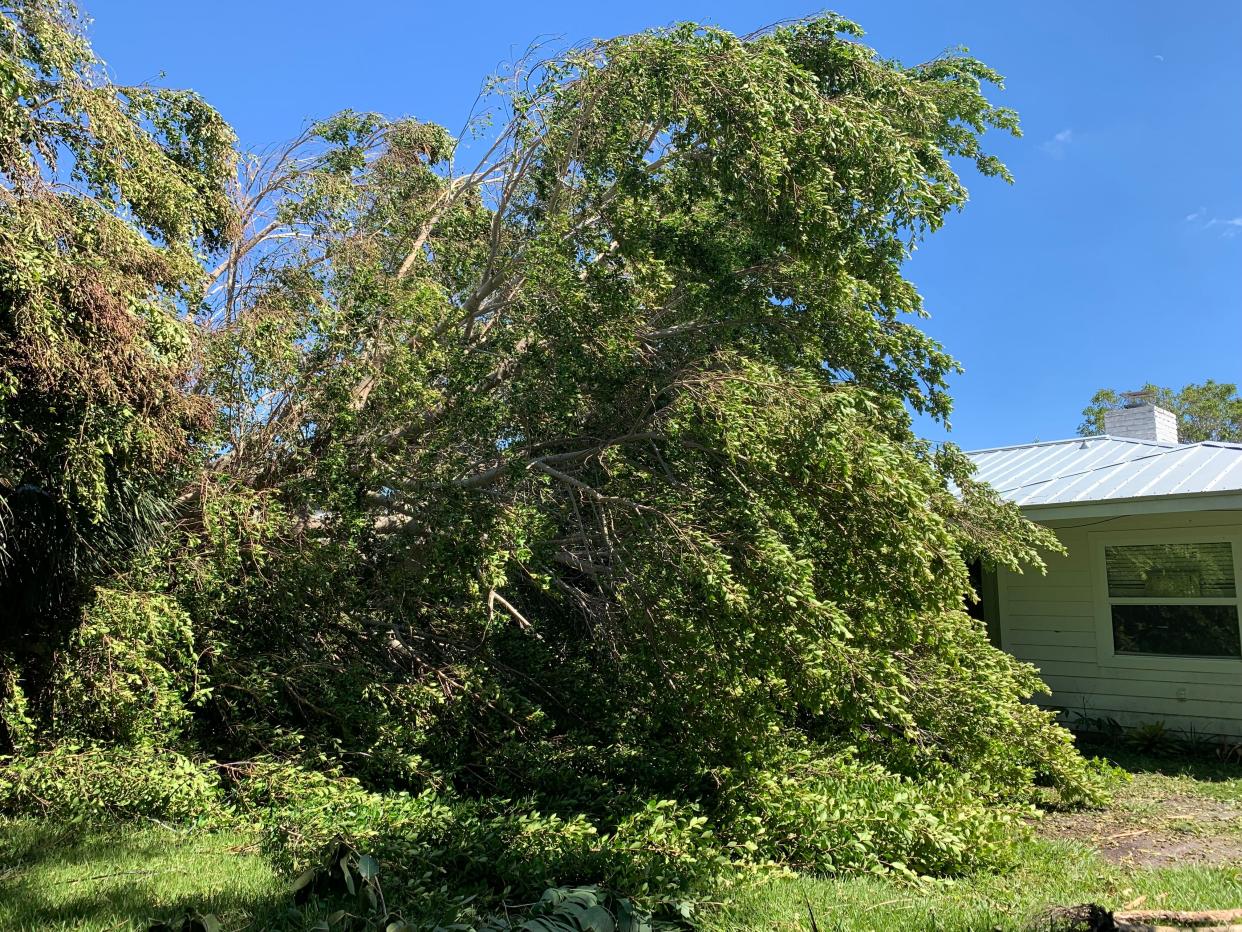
[964,434,1179,456]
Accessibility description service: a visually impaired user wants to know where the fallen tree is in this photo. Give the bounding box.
[1,1,1114,924]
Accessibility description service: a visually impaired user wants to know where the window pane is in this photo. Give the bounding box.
[1105,542,1236,598]
[1112,604,1242,657]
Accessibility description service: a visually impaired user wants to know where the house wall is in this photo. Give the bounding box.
[997,508,1242,738]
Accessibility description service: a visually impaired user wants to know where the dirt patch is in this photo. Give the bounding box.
[1040,792,1242,868]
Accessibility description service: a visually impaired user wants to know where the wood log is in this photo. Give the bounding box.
[1046,904,1242,931]
[1113,908,1242,932]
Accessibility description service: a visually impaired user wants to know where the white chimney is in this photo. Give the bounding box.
[1104,400,1179,444]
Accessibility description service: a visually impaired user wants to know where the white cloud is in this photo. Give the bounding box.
[1042,128,1074,158]
[1220,218,1242,238]
[1192,214,1242,237]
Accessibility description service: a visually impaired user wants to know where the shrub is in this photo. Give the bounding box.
[716,745,1020,878]
[46,588,198,746]
[0,744,222,823]
[229,760,722,912]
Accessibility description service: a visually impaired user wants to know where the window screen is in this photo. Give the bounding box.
[1105,542,1236,598]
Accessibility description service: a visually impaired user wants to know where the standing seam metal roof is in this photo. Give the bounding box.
[965,436,1242,508]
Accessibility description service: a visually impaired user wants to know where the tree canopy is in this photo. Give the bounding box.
[0,3,1110,925]
[1079,381,1242,442]
[0,0,234,706]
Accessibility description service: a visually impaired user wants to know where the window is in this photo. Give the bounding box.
[1102,540,1242,659]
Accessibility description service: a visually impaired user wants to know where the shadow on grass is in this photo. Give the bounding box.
[0,819,298,932]
[1079,740,1242,784]
[0,881,292,932]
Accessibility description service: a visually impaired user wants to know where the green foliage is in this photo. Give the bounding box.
[477,886,674,932]
[282,845,678,932]
[0,0,235,728]
[0,668,35,753]
[10,780,1242,932]
[0,745,221,823]
[1120,721,1180,757]
[0,6,1117,927]
[228,760,724,917]
[46,588,198,746]
[715,746,1019,878]
[1079,381,1242,442]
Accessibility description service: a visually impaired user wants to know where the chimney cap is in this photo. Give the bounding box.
[1120,388,1156,409]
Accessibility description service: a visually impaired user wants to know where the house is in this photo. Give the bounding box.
[966,401,1242,738]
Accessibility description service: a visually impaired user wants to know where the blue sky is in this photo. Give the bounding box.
[90,1,1241,450]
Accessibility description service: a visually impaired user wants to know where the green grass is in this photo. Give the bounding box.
[3,750,1241,931]
[1105,747,1242,806]
[0,819,298,931]
[701,839,1242,931]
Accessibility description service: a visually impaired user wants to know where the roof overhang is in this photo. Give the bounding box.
[1021,488,1242,522]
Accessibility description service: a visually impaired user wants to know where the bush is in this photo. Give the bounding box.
[222,744,1037,924]
[0,744,222,823]
[716,745,1020,878]
[228,760,722,915]
[46,588,199,746]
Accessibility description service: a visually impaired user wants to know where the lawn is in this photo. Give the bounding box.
[704,749,1242,931]
[3,750,1242,932]
[0,819,299,931]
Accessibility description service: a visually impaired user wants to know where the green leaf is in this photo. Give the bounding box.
[357,853,380,880]
[291,868,317,895]
[582,905,615,932]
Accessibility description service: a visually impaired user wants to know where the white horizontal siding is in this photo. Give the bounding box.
[1028,657,1242,686]
[1005,614,1097,632]
[998,510,1242,738]
[1007,629,1097,649]
[1006,585,1094,603]
[1041,676,1242,704]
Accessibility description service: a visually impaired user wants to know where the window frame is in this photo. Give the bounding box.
[1089,528,1242,672]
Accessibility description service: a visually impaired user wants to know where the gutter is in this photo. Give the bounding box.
[1020,488,1242,522]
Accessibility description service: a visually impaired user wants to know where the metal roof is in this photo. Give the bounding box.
[966,435,1242,509]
